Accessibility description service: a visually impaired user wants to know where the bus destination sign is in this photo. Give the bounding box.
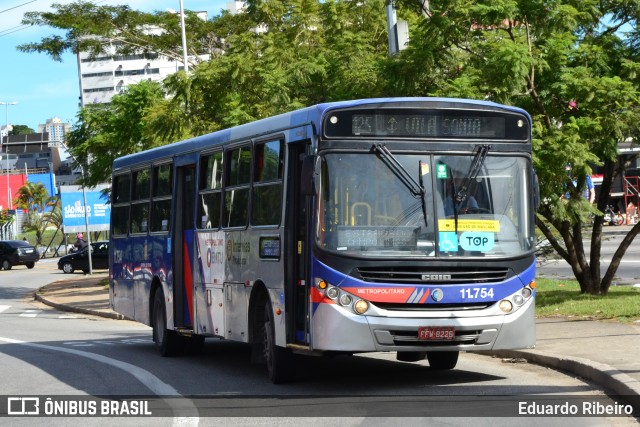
[324,109,529,140]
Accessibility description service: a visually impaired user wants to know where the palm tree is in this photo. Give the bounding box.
[14,182,55,247]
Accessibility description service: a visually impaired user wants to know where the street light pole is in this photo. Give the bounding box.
[1,101,18,212]
[179,0,189,73]
[60,141,92,275]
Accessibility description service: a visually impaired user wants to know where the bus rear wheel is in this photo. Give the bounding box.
[152,290,181,357]
[426,351,459,370]
[263,300,295,384]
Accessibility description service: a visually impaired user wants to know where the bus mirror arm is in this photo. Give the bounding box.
[301,155,317,196]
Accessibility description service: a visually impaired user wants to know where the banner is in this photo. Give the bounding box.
[60,184,110,233]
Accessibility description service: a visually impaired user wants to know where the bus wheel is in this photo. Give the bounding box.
[263,300,295,383]
[152,290,180,357]
[426,351,459,370]
[397,351,427,362]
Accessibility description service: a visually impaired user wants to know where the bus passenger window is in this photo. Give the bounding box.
[253,140,283,226]
[224,146,251,228]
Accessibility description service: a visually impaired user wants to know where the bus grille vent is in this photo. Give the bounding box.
[355,266,510,285]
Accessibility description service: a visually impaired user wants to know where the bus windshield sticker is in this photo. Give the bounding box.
[459,232,495,252]
[438,232,458,252]
[438,219,500,233]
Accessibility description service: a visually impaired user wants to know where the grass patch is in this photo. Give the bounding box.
[536,278,640,322]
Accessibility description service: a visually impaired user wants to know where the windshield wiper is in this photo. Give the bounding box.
[454,144,491,204]
[372,143,428,227]
[451,144,491,235]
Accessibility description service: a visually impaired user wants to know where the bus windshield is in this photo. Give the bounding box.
[315,152,534,258]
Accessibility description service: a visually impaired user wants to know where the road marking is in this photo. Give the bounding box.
[0,305,10,313]
[19,310,42,318]
[0,336,199,424]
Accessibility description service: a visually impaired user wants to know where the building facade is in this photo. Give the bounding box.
[76,12,209,107]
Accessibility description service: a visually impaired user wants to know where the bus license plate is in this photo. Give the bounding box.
[418,327,455,340]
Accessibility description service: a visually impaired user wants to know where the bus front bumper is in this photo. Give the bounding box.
[309,298,535,353]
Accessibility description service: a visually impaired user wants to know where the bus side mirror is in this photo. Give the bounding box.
[301,155,316,196]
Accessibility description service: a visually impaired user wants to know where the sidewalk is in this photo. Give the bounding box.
[35,275,640,408]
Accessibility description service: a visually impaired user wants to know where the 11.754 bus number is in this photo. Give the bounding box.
[459,287,494,300]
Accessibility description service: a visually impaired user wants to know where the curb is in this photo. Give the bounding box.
[486,349,640,409]
[34,290,130,321]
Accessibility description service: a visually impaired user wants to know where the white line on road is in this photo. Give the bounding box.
[19,310,42,318]
[0,305,10,313]
[0,336,199,425]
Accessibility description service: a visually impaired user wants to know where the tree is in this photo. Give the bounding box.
[389,0,640,294]
[18,1,221,68]
[14,182,55,247]
[66,80,165,187]
[10,125,34,135]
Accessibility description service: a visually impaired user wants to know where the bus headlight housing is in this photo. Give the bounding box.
[315,278,370,315]
[499,282,535,313]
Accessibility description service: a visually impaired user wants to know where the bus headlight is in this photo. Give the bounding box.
[513,294,525,306]
[326,286,339,299]
[353,299,369,314]
[499,300,513,313]
[339,294,352,306]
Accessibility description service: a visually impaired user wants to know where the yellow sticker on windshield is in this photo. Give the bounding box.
[438,219,500,232]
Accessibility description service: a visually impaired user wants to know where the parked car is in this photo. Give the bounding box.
[0,240,39,270]
[57,241,109,274]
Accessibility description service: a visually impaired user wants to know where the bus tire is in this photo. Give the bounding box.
[397,351,427,362]
[152,290,180,357]
[263,300,295,384]
[426,351,459,370]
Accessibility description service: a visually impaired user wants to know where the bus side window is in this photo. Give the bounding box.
[253,140,284,226]
[112,173,131,236]
[131,167,151,234]
[198,152,223,229]
[224,145,251,228]
[151,163,173,233]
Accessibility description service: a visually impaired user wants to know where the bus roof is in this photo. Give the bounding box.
[112,97,530,171]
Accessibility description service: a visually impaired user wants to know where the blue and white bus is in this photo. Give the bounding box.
[110,98,537,383]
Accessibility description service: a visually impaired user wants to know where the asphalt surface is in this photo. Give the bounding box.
[33,271,640,414]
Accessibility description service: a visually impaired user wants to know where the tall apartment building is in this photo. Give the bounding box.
[38,117,71,143]
[76,12,208,107]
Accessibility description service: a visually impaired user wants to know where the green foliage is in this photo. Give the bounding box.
[10,125,34,135]
[66,80,165,187]
[14,182,55,247]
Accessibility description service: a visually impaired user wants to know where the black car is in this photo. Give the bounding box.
[58,241,109,274]
[0,240,39,270]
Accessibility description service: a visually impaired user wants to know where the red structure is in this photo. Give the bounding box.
[0,173,27,211]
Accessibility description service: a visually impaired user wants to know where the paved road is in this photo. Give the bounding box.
[537,227,640,285]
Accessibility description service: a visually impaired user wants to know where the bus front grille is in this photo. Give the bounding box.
[355,266,510,285]
[371,302,491,311]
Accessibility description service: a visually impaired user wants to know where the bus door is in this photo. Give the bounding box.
[285,143,311,345]
[173,164,197,329]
